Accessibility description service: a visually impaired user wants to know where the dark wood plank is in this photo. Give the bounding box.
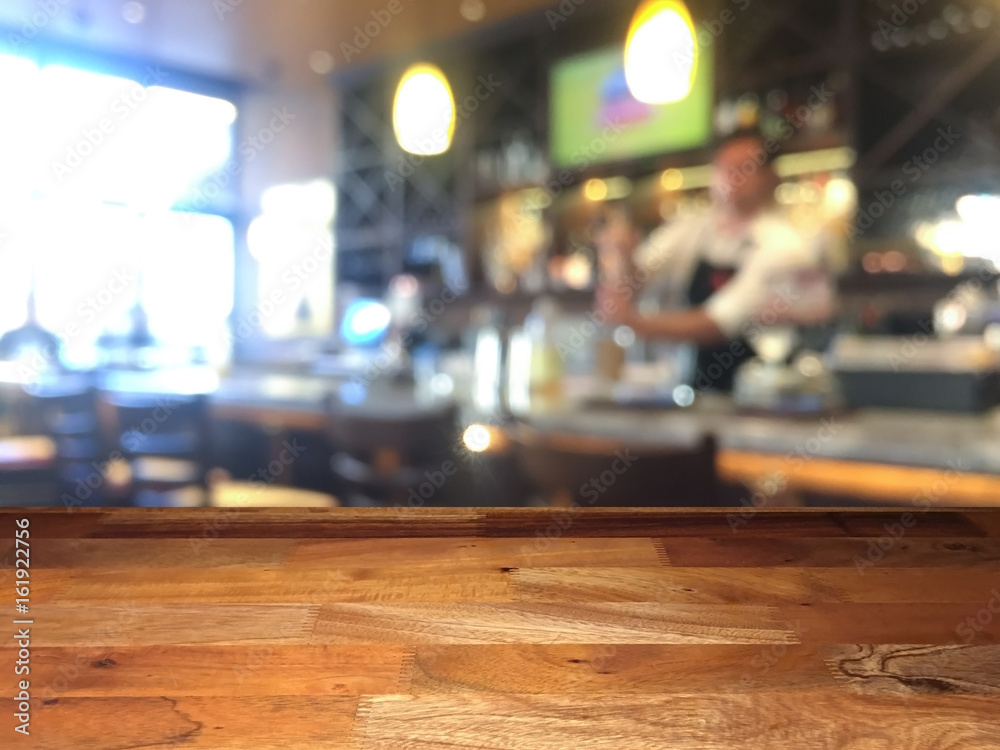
[485,509,859,537]
[826,569,1000,604]
[782,603,1000,646]
[0,510,111,540]
[483,510,987,538]
[658,537,1000,568]
[0,508,989,539]
[833,512,987,537]
[966,512,1000,538]
[90,508,487,538]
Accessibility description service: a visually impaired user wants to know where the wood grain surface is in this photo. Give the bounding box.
[0,508,998,749]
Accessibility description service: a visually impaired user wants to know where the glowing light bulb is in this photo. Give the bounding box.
[660,168,683,191]
[624,0,698,104]
[584,179,608,201]
[393,64,455,156]
[463,425,492,453]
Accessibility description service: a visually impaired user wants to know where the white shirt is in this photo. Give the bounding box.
[633,208,836,339]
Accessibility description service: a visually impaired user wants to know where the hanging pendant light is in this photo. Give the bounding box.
[624,0,698,104]
[392,63,456,156]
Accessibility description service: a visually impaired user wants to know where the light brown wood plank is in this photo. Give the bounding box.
[354,692,1000,749]
[287,537,663,569]
[825,644,1000,696]
[50,566,512,604]
[781,603,1000,646]
[658,537,1000,568]
[2,697,358,749]
[311,603,796,645]
[510,567,851,604]
[407,643,834,695]
[0,538,296,569]
[0,604,317,647]
[0,645,406,699]
[0,566,70,603]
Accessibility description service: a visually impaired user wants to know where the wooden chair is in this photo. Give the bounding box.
[508,421,719,507]
[102,391,214,507]
[31,382,130,506]
[0,436,57,506]
[0,377,112,506]
[324,395,461,507]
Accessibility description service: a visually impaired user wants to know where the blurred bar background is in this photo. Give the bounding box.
[1,0,1000,509]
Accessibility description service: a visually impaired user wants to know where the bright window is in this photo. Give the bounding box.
[247,180,336,340]
[0,52,237,366]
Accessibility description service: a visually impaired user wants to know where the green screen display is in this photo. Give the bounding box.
[549,44,714,168]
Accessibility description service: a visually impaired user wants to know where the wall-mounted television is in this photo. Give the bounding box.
[549,44,714,169]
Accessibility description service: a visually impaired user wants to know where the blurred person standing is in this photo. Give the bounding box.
[595,128,838,392]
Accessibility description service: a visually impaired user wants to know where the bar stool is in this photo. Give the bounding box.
[508,420,719,507]
[102,391,213,507]
[324,394,461,507]
[0,436,57,506]
[0,376,115,506]
[38,381,135,505]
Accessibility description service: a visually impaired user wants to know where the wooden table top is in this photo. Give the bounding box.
[2,508,999,748]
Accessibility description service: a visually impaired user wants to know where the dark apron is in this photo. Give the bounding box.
[685,257,754,393]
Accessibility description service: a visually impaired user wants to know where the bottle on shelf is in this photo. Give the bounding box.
[523,296,564,402]
[472,306,508,414]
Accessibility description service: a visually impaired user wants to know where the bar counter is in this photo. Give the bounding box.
[204,372,1000,471]
[1,507,998,748]
[6,368,1000,474]
[208,372,1000,505]
[6,368,1000,504]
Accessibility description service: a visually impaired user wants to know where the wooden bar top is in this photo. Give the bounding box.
[2,508,999,748]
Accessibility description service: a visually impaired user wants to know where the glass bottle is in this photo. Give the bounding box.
[524,296,564,402]
[472,306,505,414]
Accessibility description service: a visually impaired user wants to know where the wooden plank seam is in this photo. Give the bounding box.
[507,568,524,602]
[397,649,417,694]
[652,538,671,566]
[351,696,374,750]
